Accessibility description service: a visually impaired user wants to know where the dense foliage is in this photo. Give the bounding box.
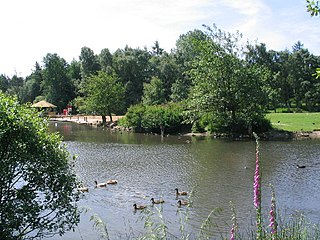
[307,0,320,16]
[120,103,186,136]
[42,53,76,111]
[1,23,320,134]
[0,92,79,239]
[186,25,271,134]
[142,76,166,105]
[79,70,125,123]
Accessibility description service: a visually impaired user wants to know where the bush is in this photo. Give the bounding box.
[121,104,146,131]
[252,117,272,133]
[191,113,214,133]
[121,103,187,135]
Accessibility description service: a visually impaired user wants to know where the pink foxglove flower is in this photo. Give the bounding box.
[253,149,260,208]
[253,133,263,239]
[230,223,235,240]
[269,185,277,238]
[269,211,275,233]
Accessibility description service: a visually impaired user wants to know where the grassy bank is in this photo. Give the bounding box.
[266,112,320,132]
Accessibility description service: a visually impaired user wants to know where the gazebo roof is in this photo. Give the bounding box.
[31,100,57,108]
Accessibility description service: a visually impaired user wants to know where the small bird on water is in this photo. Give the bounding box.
[151,198,165,204]
[133,203,147,210]
[296,164,306,169]
[177,200,189,207]
[175,188,188,196]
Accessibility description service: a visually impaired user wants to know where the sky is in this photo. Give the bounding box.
[0,0,319,77]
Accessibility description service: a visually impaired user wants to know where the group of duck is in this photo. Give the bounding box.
[133,188,190,210]
[76,179,118,192]
[76,181,190,210]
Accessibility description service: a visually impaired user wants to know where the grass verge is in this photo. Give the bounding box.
[266,112,320,132]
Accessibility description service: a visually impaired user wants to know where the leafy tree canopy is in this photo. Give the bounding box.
[142,76,165,105]
[0,74,9,92]
[82,70,125,123]
[186,25,270,134]
[79,46,100,79]
[0,92,79,239]
[42,53,75,111]
[112,46,152,108]
[307,0,320,16]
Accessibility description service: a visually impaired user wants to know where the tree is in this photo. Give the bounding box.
[306,1,320,80]
[141,103,184,137]
[245,43,287,111]
[170,78,190,102]
[187,25,270,134]
[83,70,125,124]
[315,68,320,78]
[171,29,209,102]
[288,44,319,110]
[79,46,100,79]
[99,48,113,72]
[142,76,165,105]
[292,41,304,52]
[68,59,82,82]
[270,50,293,108]
[156,53,179,100]
[120,104,146,132]
[6,74,25,101]
[151,40,164,56]
[0,74,9,92]
[0,92,79,239]
[307,0,320,16]
[112,46,152,108]
[22,62,43,103]
[67,59,82,101]
[148,52,178,102]
[42,53,75,111]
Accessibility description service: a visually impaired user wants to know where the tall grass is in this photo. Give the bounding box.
[137,206,169,240]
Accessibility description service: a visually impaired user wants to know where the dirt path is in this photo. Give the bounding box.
[49,115,124,125]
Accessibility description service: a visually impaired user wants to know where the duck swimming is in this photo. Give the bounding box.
[177,200,189,207]
[133,203,147,210]
[175,188,188,196]
[94,180,107,188]
[106,179,118,184]
[151,198,165,204]
[77,187,89,192]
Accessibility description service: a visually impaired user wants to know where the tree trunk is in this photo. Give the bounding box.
[102,115,106,125]
[160,125,165,138]
[248,122,253,136]
[109,113,113,123]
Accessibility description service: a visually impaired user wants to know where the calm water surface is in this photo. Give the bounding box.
[50,122,320,239]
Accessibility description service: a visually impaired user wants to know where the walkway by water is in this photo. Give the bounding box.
[50,115,124,125]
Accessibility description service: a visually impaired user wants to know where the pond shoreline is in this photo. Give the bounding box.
[49,115,320,140]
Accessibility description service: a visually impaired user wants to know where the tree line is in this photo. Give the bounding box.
[1,24,320,134]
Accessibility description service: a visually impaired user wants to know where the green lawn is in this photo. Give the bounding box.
[266,112,320,132]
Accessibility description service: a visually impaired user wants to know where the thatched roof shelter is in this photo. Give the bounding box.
[31,100,57,108]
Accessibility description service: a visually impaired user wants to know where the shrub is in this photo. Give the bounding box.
[121,103,187,136]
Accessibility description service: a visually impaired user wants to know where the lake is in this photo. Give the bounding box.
[50,122,320,239]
